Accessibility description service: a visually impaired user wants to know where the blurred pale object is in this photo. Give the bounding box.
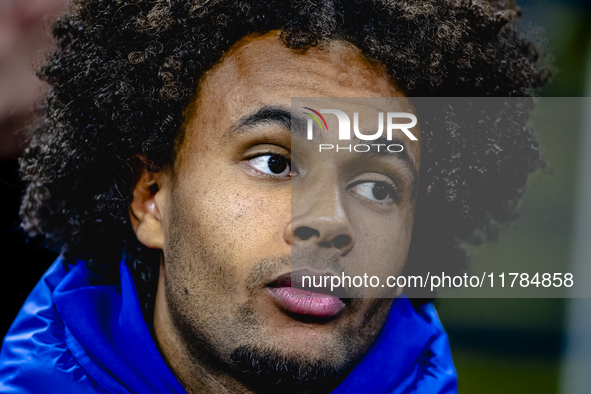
[0,0,67,160]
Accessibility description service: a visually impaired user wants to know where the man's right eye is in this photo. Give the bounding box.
[247,154,292,177]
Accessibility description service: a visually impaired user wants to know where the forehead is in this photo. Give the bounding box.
[196,31,404,108]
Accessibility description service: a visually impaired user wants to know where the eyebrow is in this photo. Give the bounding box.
[350,135,418,187]
[225,106,311,138]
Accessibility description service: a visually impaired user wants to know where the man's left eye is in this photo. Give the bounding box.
[349,182,395,202]
[248,154,291,176]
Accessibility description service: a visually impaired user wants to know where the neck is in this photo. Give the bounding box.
[152,262,252,394]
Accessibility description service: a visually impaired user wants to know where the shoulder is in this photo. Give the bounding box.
[0,258,107,394]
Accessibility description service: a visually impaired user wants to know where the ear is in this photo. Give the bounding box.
[129,166,167,250]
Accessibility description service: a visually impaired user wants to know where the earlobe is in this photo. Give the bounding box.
[129,169,166,250]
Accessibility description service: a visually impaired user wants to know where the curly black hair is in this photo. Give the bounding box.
[20,0,549,310]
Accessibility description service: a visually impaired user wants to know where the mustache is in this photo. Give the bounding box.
[244,249,369,298]
[245,249,342,284]
[267,269,352,300]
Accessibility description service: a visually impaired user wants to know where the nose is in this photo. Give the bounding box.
[285,188,356,256]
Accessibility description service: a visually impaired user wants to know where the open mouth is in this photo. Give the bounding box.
[267,270,347,319]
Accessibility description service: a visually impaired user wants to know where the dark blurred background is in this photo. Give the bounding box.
[436,0,591,393]
[0,0,590,393]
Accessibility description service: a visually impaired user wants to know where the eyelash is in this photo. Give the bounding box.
[348,177,400,204]
[244,151,400,203]
[245,150,295,178]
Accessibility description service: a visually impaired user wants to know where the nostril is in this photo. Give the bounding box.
[294,226,320,241]
[332,234,351,249]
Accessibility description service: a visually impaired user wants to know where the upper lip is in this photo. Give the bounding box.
[266,269,349,299]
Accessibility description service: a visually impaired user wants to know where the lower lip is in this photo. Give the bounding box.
[268,287,345,318]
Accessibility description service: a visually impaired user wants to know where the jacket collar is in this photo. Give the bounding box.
[54,257,457,393]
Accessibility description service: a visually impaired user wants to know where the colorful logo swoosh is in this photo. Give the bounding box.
[303,107,329,131]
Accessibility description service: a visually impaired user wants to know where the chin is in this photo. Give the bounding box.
[228,344,351,394]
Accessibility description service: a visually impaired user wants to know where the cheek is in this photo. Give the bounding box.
[203,185,290,259]
[349,205,415,277]
[166,173,290,287]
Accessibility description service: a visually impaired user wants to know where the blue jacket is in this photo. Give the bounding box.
[0,257,457,393]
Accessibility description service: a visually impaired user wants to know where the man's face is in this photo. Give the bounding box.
[154,32,421,390]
